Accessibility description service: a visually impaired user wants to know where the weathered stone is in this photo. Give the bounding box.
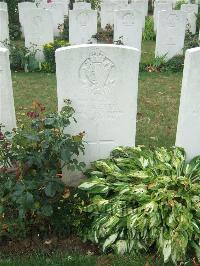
[176,47,200,160]
[56,44,140,184]
[155,10,186,59]
[69,10,97,44]
[0,9,9,47]
[181,4,198,34]
[114,9,143,49]
[154,2,172,31]
[46,2,65,37]
[0,48,16,131]
[23,8,54,61]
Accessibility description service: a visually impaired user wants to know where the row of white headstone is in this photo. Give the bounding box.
[1,44,200,184]
[1,1,199,61]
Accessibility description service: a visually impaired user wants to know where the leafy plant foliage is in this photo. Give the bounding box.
[42,40,69,73]
[78,146,200,264]
[0,100,85,238]
[93,24,114,44]
[2,41,39,72]
[142,17,156,41]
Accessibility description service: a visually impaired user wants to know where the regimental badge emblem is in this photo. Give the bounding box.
[79,48,116,94]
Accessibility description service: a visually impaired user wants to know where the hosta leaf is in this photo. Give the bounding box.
[79,178,105,190]
[191,241,200,261]
[79,145,200,264]
[114,240,128,255]
[103,233,118,252]
[163,239,172,262]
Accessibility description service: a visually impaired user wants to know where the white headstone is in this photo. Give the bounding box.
[18,2,37,26]
[56,44,140,184]
[46,2,65,37]
[18,2,37,36]
[0,2,7,11]
[128,2,147,28]
[130,0,148,16]
[53,0,69,15]
[100,1,129,28]
[0,9,9,47]
[181,4,198,34]
[0,48,16,131]
[69,10,97,45]
[176,47,200,161]
[37,0,69,14]
[73,2,91,10]
[155,10,186,59]
[153,2,172,31]
[114,10,143,49]
[154,0,176,8]
[23,8,54,61]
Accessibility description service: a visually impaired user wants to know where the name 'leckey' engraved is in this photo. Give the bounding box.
[79,48,116,95]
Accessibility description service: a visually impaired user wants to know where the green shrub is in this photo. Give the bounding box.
[175,0,187,10]
[2,41,39,72]
[42,40,70,73]
[93,24,113,44]
[142,16,156,41]
[87,0,101,9]
[196,9,200,31]
[163,55,184,72]
[78,146,200,264]
[184,31,199,51]
[140,54,185,73]
[0,100,85,239]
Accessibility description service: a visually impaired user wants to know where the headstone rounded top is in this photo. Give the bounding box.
[186,47,200,55]
[56,43,140,54]
[0,48,9,53]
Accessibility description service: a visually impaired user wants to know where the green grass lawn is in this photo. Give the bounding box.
[0,252,195,266]
[12,71,182,148]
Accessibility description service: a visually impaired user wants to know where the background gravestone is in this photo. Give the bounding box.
[0,1,7,11]
[23,8,54,61]
[176,47,200,161]
[18,2,37,37]
[0,48,16,131]
[73,2,91,10]
[46,2,65,37]
[129,2,146,28]
[56,44,140,184]
[131,0,148,16]
[181,4,198,34]
[155,10,186,59]
[69,10,97,45]
[153,2,172,31]
[100,1,128,29]
[114,10,143,49]
[0,9,9,48]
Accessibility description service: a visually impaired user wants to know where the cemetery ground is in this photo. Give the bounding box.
[1,41,191,266]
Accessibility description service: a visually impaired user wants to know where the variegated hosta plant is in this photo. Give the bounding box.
[78,146,200,264]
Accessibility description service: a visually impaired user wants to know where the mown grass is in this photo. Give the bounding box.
[0,252,196,266]
[12,71,182,148]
